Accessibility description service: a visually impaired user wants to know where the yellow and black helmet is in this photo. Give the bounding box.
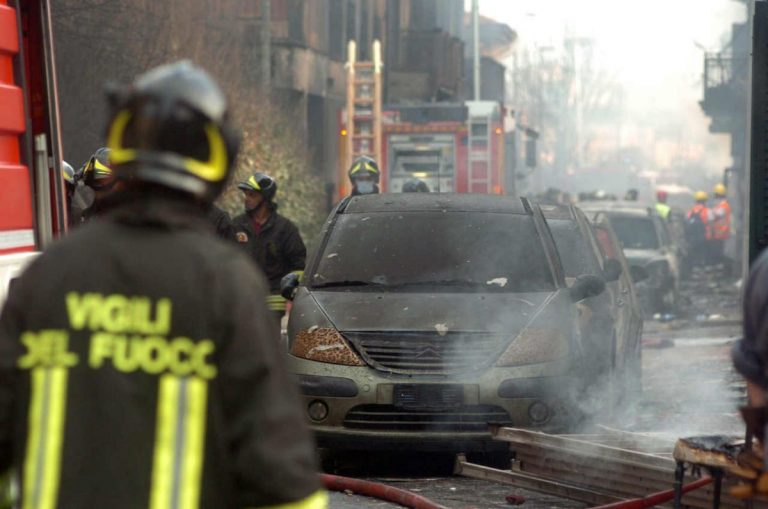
[237,172,277,202]
[79,147,113,189]
[105,60,240,202]
[348,155,380,183]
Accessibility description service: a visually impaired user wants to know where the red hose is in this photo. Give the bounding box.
[320,473,450,509]
[590,477,713,509]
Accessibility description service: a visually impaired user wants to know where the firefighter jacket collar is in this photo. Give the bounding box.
[105,195,213,232]
[245,209,277,235]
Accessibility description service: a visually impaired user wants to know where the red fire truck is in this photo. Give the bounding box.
[339,101,506,198]
[0,0,64,300]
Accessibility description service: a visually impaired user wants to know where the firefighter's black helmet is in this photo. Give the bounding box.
[237,172,277,202]
[105,60,240,202]
[402,178,430,193]
[348,155,380,183]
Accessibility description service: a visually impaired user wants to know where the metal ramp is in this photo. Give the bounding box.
[454,426,749,508]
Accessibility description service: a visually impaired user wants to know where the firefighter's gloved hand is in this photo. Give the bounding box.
[280,272,301,301]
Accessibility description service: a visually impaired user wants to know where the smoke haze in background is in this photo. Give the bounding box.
[473,0,747,188]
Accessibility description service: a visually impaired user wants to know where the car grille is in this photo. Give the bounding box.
[343,404,512,432]
[343,331,507,374]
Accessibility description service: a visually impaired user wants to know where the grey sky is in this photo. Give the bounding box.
[475,0,747,176]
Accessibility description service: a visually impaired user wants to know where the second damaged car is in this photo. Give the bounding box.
[282,194,607,451]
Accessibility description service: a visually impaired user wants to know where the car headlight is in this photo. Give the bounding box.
[290,327,365,366]
[495,328,570,367]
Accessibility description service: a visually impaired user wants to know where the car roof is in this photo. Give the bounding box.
[341,193,531,214]
[539,203,576,220]
[577,200,656,217]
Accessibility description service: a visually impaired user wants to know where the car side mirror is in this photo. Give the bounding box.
[629,265,649,283]
[603,259,622,282]
[569,274,606,302]
[280,273,301,301]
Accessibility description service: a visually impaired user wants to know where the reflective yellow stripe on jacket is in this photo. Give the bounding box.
[251,490,328,509]
[267,294,287,312]
[150,375,209,509]
[22,367,69,509]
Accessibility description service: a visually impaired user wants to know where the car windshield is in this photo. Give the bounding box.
[610,216,659,250]
[547,219,599,277]
[311,211,555,292]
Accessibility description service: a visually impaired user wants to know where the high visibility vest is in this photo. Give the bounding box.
[687,203,713,240]
[655,202,671,220]
[711,199,731,240]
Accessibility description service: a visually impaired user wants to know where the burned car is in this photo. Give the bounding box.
[283,193,609,451]
[579,201,680,315]
[541,204,644,402]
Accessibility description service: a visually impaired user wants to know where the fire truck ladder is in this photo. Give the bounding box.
[344,40,383,191]
[467,107,493,194]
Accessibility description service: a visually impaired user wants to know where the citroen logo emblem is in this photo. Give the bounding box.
[415,344,442,359]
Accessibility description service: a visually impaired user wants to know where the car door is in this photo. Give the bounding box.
[573,209,621,366]
[592,214,643,374]
[543,206,614,377]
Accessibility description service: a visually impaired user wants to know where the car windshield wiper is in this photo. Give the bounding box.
[311,280,387,289]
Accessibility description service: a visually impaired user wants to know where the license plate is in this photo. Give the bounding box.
[393,384,464,411]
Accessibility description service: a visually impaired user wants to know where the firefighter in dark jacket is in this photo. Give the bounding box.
[233,172,306,320]
[0,61,326,509]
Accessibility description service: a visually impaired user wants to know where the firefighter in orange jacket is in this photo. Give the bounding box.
[710,183,732,274]
[685,191,713,269]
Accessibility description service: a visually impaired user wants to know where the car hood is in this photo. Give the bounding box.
[308,290,557,334]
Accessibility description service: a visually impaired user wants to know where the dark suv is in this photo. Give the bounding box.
[283,194,608,451]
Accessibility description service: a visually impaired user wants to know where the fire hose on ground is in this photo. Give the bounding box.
[320,473,450,509]
[590,476,713,509]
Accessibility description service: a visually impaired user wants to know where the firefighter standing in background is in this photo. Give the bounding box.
[233,172,306,322]
[710,183,732,275]
[0,61,325,509]
[70,147,116,224]
[685,191,714,270]
[655,189,671,221]
[349,155,380,196]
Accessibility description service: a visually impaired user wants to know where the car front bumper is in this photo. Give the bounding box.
[288,355,584,451]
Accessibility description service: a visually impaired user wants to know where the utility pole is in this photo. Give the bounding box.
[472,0,480,100]
[261,0,271,90]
